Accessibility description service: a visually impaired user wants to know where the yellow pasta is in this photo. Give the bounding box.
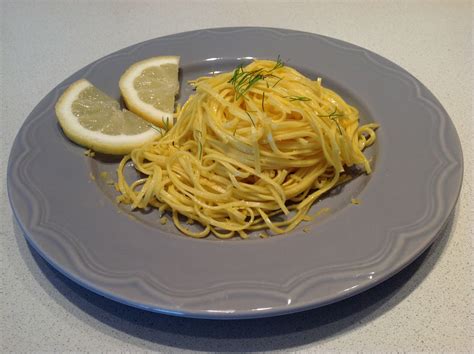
[116,59,379,238]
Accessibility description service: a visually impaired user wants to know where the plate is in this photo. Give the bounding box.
[7,27,463,319]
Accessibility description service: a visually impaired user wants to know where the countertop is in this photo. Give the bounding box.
[1,1,472,352]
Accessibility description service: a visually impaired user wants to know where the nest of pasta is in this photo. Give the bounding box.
[116,59,378,239]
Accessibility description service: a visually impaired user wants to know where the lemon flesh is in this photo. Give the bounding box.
[56,79,160,155]
[134,64,179,113]
[72,86,150,135]
[119,56,180,128]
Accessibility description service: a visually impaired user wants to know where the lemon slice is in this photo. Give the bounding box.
[119,56,180,128]
[55,79,160,155]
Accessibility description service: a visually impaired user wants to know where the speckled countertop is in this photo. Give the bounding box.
[1,1,472,352]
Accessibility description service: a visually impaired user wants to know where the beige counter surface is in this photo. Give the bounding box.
[1,1,472,352]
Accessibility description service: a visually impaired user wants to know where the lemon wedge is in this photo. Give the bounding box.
[55,79,161,155]
[119,56,180,128]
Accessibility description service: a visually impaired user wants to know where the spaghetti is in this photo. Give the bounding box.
[116,59,378,238]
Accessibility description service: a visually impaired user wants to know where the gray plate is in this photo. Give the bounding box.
[7,27,463,319]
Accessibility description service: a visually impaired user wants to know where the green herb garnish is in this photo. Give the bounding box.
[228,56,285,99]
[228,67,264,99]
[148,122,166,137]
[245,111,256,127]
[272,77,283,88]
[148,124,162,133]
[318,108,344,135]
[288,95,311,102]
[272,55,284,70]
[163,117,171,132]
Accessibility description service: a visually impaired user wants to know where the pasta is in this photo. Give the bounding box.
[116,59,379,239]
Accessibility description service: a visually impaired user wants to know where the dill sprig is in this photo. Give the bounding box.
[288,95,311,102]
[272,55,284,70]
[148,117,172,137]
[318,108,345,135]
[228,66,264,99]
[148,124,164,137]
[245,111,256,127]
[272,77,283,88]
[228,56,284,99]
[162,117,171,132]
[148,124,162,133]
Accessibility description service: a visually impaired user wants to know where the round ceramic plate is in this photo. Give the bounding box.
[7,27,463,319]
